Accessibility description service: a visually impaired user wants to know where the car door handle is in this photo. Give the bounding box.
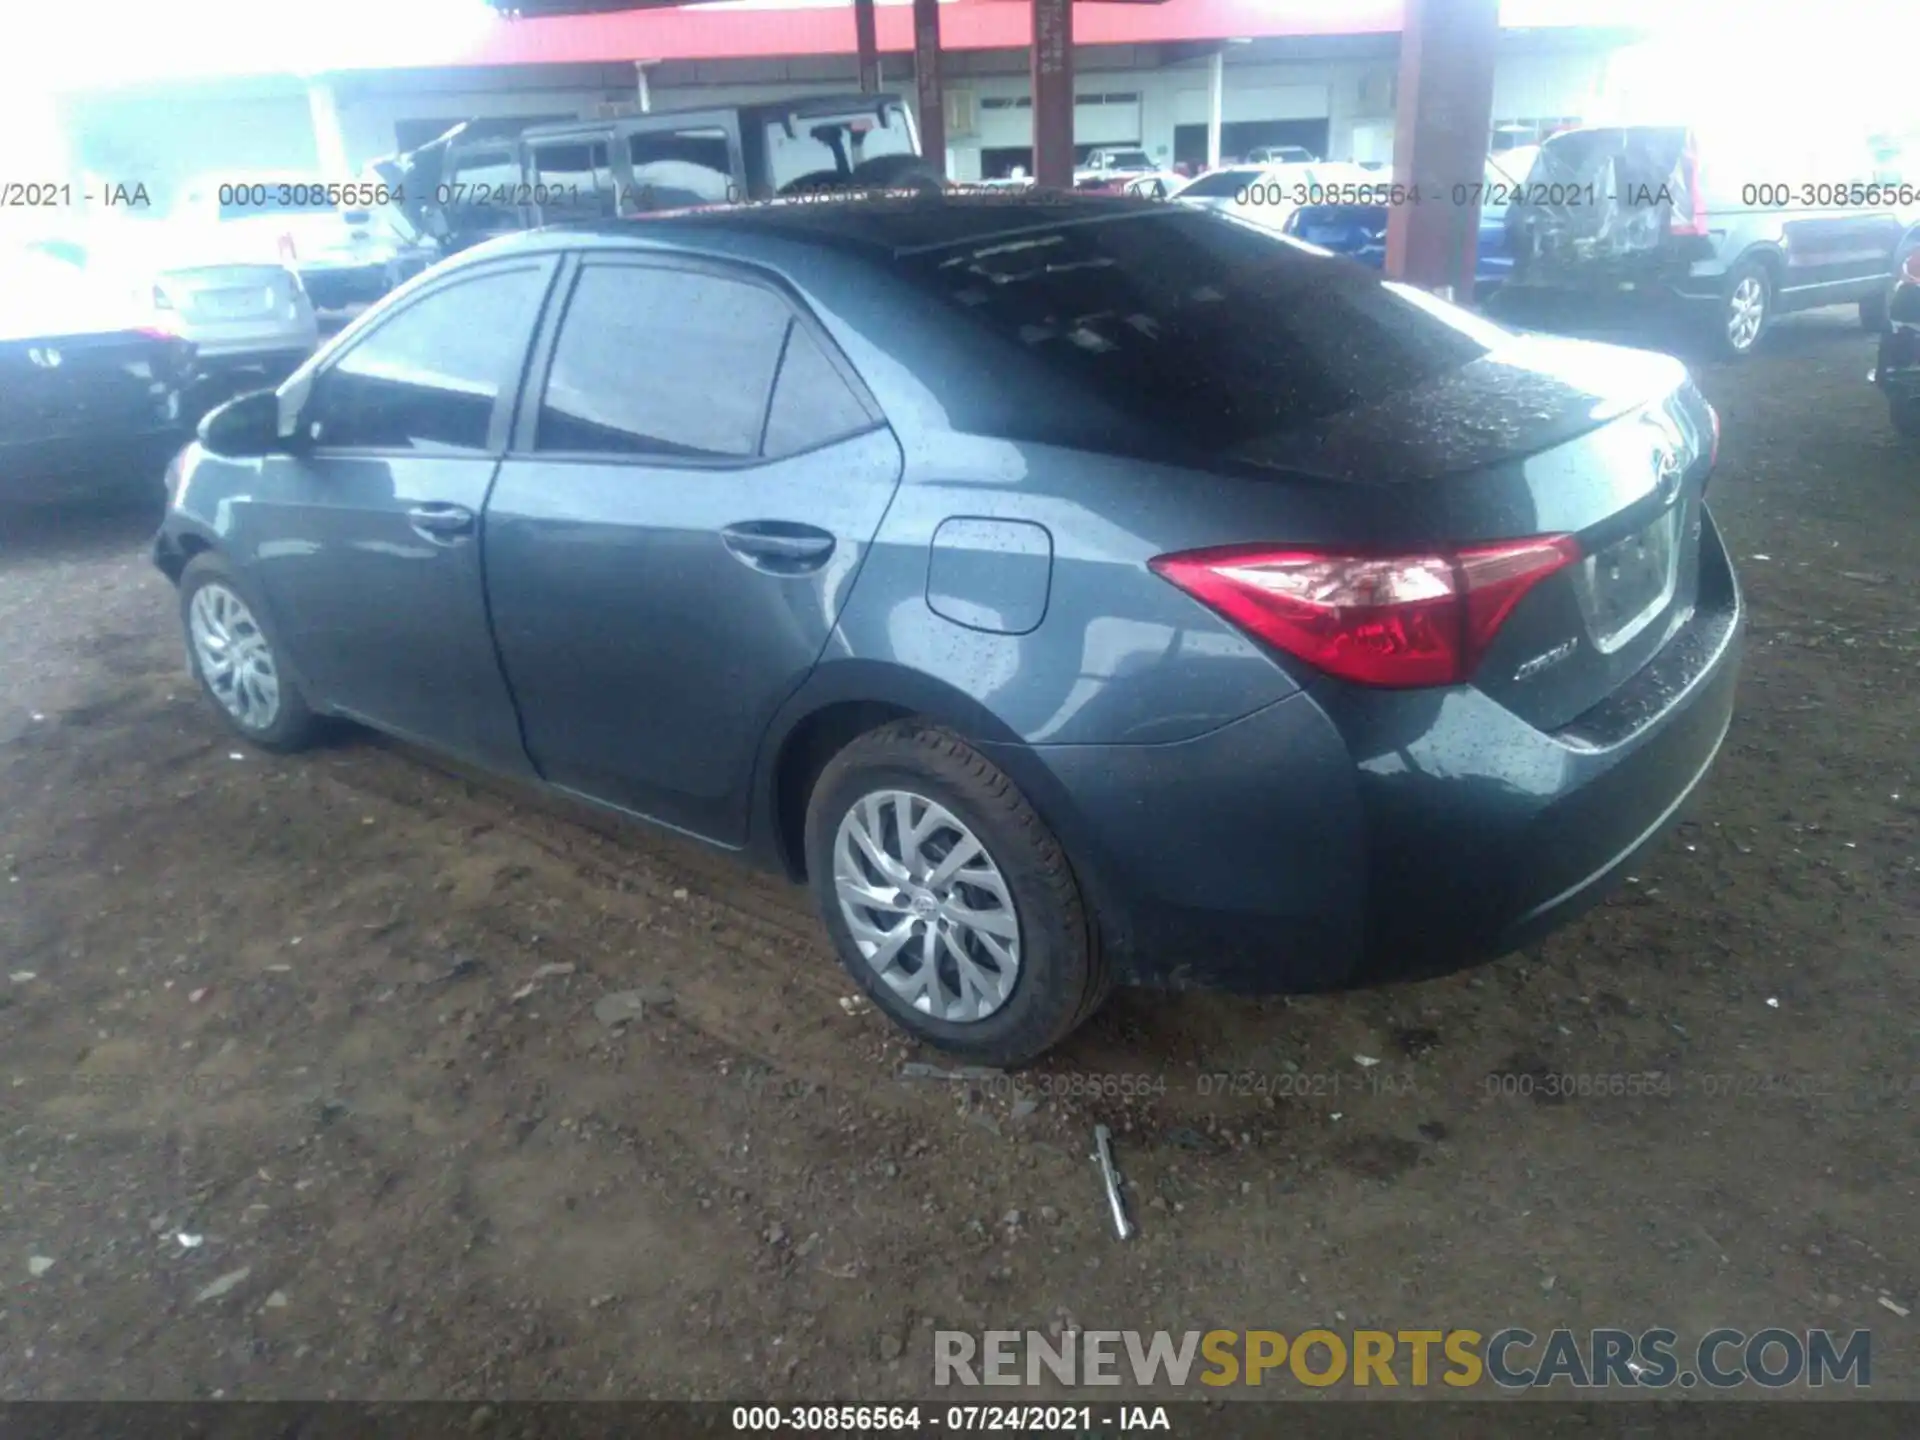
[721,522,836,571]
[407,503,476,541]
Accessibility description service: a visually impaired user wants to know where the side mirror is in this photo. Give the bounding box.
[195,389,286,458]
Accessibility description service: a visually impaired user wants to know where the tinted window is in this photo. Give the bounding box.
[625,128,736,212]
[896,210,1490,450]
[763,326,871,457]
[532,140,614,219]
[537,266,789,458]
[308,266,547,452]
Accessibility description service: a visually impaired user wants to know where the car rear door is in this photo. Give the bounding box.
[245,256,558,771]
[483,253,903,844]
[1765,135,1910,307]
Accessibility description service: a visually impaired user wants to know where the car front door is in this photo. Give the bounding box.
[484,254,902,843]
[245,257,557,773]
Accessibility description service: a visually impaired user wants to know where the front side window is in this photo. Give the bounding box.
[532,140,614,219]
[306,266,547,453]
[536,266,790,458]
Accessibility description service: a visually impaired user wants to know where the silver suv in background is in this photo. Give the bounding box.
[171,172,434,317]
[1491,120,1915,359]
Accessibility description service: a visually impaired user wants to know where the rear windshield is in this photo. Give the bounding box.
[1532,127,1687,184]
[763,103,916,192]
[894,209,1493,450]
[1177,168,1260,199]
[216,187,341,222]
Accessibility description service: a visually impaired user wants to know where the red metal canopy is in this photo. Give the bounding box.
[453,0,1400,68]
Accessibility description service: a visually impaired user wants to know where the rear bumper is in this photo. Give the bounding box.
[1876,324,1920,402]
[986,510,1743,993]
[298,261,396,311]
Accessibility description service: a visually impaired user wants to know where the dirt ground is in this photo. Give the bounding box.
[0,308,1914,1404]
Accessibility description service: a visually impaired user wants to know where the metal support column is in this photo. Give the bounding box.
[913,0,946,178]
[1031,0,1073,188]
[1384,0,1500,298]
[1206,49,1224,171]
[855,0,881,94]
[306,79,350,179]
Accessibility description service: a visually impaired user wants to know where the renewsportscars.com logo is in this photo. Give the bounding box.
[934,1327,1873,1390]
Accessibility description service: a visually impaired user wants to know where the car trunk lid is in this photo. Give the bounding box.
[1223,334,1717,729]
[0,326,189,442]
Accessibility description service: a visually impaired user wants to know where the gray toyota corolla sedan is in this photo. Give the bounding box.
[154,196,1742,1066]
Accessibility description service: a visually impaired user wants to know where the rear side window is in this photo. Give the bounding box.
[625,128,737,212]
[536,266,789,458]
[762,326,872,456]
[309,265,548,453]
[894,209,1491,451]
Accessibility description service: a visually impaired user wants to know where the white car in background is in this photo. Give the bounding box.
[170,171,431,316]
[1171,160,1377,232]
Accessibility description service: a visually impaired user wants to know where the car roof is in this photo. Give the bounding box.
[449,193,1176,266]
[520,92,907,143]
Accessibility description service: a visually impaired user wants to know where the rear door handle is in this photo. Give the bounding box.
[721,522,836,571]
[407,502,476,541]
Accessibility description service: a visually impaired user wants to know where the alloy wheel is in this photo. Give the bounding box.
[831,789,1022,1022]
[188,582,281,732]
[1727,275,1766,352]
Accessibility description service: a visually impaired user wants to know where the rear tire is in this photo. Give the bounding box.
[804,721,1108,1068]
[1708,260,1771,361]
[179,553,318,753]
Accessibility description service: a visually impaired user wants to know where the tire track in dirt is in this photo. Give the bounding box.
[296,738,932,1107]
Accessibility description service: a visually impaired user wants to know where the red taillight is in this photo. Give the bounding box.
[1670,135,1707,238]
[1902,250,1920,285]
[1149,537,1581,689]
[278,233,298,263]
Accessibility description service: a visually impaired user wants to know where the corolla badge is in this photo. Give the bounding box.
[1514,636,1579,682]
[28,346,62,368]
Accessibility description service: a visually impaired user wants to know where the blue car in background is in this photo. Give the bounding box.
[1282,148,1538,301]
